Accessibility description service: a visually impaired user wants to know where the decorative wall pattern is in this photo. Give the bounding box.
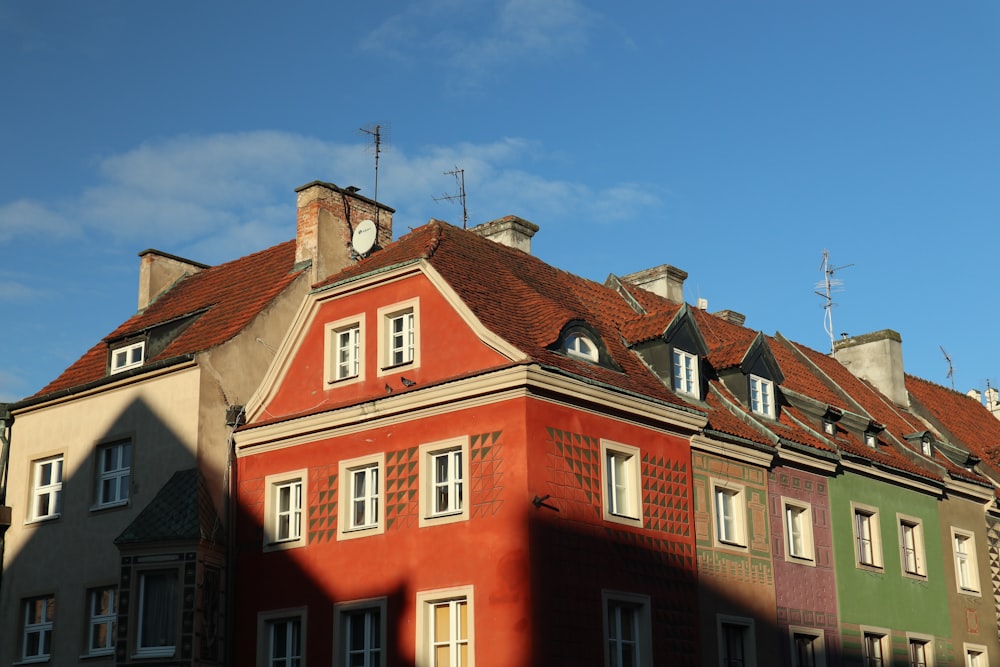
[987,513,1000,636]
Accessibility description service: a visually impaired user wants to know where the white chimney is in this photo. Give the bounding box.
[621,264,687,304]
[470,215,538,253]
[833,329,908,408]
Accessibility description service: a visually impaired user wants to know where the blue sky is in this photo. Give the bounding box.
[2,1,999,402]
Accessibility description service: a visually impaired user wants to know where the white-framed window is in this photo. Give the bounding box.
[603,591,652,667]
[264,471,307,550]
[95,439,131,508]
[783,498,814,563]
[920,436,933,456]
[749,374,775,418]
[964,643,988,667]
[600,440,643,527]
[111,340,145,374]
[862,628,889,667]
[415,586,473,667]
[325,315,365,385]
[566,332,599,362]
[898,514,926,577]
[87,586,116,656]
[673,349,699,397]
[907,633,933,667]
[378,299,420,373]
[334,598,386,667]
[852,503,883,569]
[864,431,878,448]
[712,480,747,548]
[338,454,385,540]
[21,595,54,662]
[136,568,178,657]
[952,528,980,594]
[258,608,306,667]
[30,455,64,521]
[418,438,470,527]
[718,614,756,667]
[822,419,835,436]
[789,626,826,667]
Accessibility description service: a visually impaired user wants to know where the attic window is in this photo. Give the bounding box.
[565,332,599,362]
[110,341,145,374]
[920,436,932,457]
[864,432,878,449]
[672,349,699,398]
[749,374,775,418]
[822,420,835,436]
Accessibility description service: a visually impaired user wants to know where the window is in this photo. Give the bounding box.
[258,608,306,667]
[335,325,361,380]
[964,643,987,667]
[898,515,926,577]
[264,471,307,550]
[863,630,888,667]
[920,436,933,456]
[907,635,932,667]
[852,504,882,569]
[338,454,385,540]
[87,587,116,656]
[30,455,63,521]
[21,595,54,662]
[718,615,756,667]
[566,332,599,362]
[416,587,473,667]
[111,340,145,374]
[783,499,814,562]
[601,440,643,528]
[378,299,420,372]
[713,481,746,548]
[749,374,775,418]
[326,315,365,385]
[136,569,178,657]
[789,627,825,667]
[673,349,699,397]
[335,599,386,667]
[419,438,470,527]
[822,420,835,435]
[603,591,652,667]
[95,439,131,508]
[952,529,980,593]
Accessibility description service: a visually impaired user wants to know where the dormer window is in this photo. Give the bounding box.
[749,374,774,418]
[864,432,877,448]
[565,332,599,363]
[920,435,933,457]
[672,349,699,397]
[110,341,145,374]
[822,420,835,435]
[865,421,885,449]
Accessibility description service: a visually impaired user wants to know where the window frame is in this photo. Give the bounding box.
[600,440,643,528]
[782,498,815,564]
[110,340,146,374]
[602,590,652,667]
[29,454,64,522]
[565,331,599,362]
[749,374,775,418]
[672,348,700,398]
[712,479,747,549]
[21,595,55,663]
[415,586,474,667]
[906,633,933,667]
[377,298,420,375]
[717,614,756,667]
[897,514,927,579]
[861,627,890,667]
[418,437,470,528]
[338,453,385,540]
[964,643,988,667]
[333,597,387,667]
[93,438,131,510]
[263,470,308,551]
[86,586,117,657]
[788,626,826,667]
[851,502,883,570]
[952,527,981,595]
[135,567,180,658]
[325,314,366,386]
[257,607,307,667]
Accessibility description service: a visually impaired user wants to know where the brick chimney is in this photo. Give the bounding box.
[621,264,687,304]
[137,250,208,311]
[295,181,394,284]
[833,329,909,408]
[470,215,538,253]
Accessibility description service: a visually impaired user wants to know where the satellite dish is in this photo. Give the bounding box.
[352,219,377,256]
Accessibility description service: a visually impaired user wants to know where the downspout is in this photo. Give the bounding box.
[0,404,14,593]
[223,405,245,667]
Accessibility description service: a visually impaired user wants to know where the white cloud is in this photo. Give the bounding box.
[0,199,79,242]
[0,281,47,302]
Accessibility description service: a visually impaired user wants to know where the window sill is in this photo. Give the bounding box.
[24,514,60,526]
[13,658,50,665]
[855,562,884,573]
[79,650,114,660]
[328,375,360,385]
[90,500,129,512]
[263,538,305,553]
[380,361,414,373]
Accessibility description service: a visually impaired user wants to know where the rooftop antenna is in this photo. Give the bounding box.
[434,166,468,228]
[940,346,955,391]
[814,249,853,354]
[358,122,390,229]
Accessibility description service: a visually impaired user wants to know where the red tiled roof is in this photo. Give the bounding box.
[36,241,303,396]
[906,374,1000,466]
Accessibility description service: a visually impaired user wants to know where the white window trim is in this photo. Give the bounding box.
[782,497,815,564]
[749,373,775,418]
[860,626,890,667]
[851,502,883,570]
[93,439,131,510]
[85,586,117,657]
[600,440,643,528]
[21,595,54,663]
[377,298,420,376]
[263,470,308,551]
[418,437,470,528]
[602,590,653,667]
[338,453,385,540]
[717,614,756,667]
[566,331,599,362]
[788,625,826,667]
[672,348,700,397]
[134,567,180,658]
[325,314,366,387]
[415,586,474,667]
[897,513,927,579]
[257,607,307,667]
[964,642,988,667]
[906,632,934,667]
[711,479,747,550]
[28,454,64,523]
[333,597,387,667]
[952,527,981,595]
[111,340,146,374]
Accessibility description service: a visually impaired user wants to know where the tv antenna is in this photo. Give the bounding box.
[358,122,390,228]
[433,166,468,228]
[940,346,955,391]
[814,249,853,354]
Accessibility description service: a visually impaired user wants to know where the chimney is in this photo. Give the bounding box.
[295,181,394,284]
[621,264,687,304]
[137,250,208,311]
[470,215,538,253]
[833,329,908,408]
[712,309,747,327]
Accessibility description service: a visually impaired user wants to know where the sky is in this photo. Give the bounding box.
[1,1,999,403]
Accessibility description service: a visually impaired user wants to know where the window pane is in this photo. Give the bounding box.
[139,570,177,648]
